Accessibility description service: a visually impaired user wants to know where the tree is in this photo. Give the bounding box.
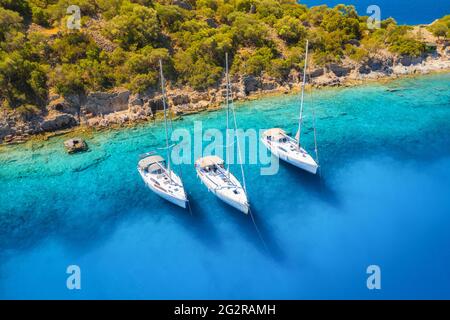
[0,7,23,42]
[51,31,98,64]
[173,50,222,89]
[0,0,31,18]
[430,22,448,39]
[389,37,426,57]
[155,4,190,33]
[0,50,48,108]
[228,12,269,47]
[232,47,274,76]
[51,63,85,96]
[105,2,161,50]
[275,16,306,44]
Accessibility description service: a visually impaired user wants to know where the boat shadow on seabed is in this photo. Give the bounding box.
[217,201,287,263]
[170,197,224,250]
[283,162,341,209]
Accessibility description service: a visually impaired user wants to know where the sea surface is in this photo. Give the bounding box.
[1,73,450,299]
[300,0,450,25]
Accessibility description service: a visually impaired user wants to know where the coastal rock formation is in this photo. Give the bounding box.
[82,89,130,116]
[147,97,164,113]
[40,113,78,132]
[312,72,341,86]
[170,94,190,106]
[64,138,88,154]
[399,55,425,66]
[128,94,144,108]
[328,63,353,77]
[190,91,210,103]
[1,43,449,144]
[242,75,260,95]
[310,68,325,78]
[358,57,393,74]
[261,78,279,91]
[47,96,79,115]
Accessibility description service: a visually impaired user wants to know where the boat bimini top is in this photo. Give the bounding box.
[138,155,165,172]
[263,128,290,142]
[196,156,225,170]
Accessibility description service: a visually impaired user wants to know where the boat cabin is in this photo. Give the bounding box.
[197,156,225,173]
[264,128,288,143]
[138,155,166,174]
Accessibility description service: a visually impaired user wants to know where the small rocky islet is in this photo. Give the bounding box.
[63,138,88,154]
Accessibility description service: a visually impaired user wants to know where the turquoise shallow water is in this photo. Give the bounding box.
[1,73,450,299]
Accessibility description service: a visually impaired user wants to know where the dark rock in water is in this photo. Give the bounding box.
[64,138,88,154]
[387,88,402,92]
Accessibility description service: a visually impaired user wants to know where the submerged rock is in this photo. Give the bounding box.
[64,138,88,154]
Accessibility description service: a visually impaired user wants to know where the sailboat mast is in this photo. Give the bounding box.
[159,59,171,179]
[225,52,230,175]
[297,40,309,147]
[227,53,248,195]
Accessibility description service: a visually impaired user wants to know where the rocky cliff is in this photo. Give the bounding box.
[1,45,449,144]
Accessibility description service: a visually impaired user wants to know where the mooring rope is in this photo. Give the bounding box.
[248,207,270,254]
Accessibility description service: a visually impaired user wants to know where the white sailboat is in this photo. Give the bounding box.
[137,60,188,209]
[195,156,249,214]
[262,40,319,174]
[195,53,250,214]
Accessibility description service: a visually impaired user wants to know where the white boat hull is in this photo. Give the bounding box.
[262,138,318,174]
[215,188,249,214]
[138,169,188,209]
[195,167,249,214]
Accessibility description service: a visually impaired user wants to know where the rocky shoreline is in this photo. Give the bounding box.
[1,45,449,145]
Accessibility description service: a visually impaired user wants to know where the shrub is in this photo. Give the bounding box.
[105,2,161,50]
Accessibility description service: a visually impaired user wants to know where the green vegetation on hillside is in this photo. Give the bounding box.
[428,15,450,40]
[0,0,440,113]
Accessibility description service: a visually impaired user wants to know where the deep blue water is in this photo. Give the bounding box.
[1,73,450,299]
[300,0,450,24]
